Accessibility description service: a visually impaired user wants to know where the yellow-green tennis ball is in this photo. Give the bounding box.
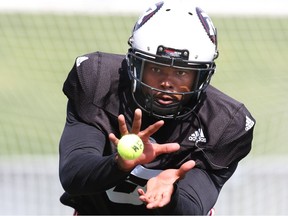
[117,134,144,160]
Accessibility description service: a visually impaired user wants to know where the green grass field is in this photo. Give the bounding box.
[0,13,287,156]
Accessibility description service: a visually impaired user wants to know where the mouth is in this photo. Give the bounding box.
[154,94,178,105]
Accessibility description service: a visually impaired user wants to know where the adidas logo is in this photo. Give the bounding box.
[245,116,254,131]
[189,129,207,143]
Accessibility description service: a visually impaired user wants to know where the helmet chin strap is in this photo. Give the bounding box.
[144,95,183,118]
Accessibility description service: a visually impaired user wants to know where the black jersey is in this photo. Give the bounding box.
[59,52,255,215]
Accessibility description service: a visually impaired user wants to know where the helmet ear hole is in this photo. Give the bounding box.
[128,36,133,46]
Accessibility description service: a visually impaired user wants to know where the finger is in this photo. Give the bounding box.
[131,109,142,134]
[139,195,147,203]
[158,192,171,208]
[146,200,159,209]
[138,189,148,203]
[146,198,160,209]
[118,114,129,135]
[139,120,164,138]
[146,193,168,209]
[137,188,145,196]
[177,160,196,178]
[109,133,119,145]
[155,143,180,156]
[146,203,154,209]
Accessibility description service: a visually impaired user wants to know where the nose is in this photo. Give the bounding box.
[160,74,173,90]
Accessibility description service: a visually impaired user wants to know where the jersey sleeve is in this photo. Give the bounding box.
[63,52,111,125]
[206,103,256,169]
[62,52,127,133]
[59,102,130,195]
[60,52,131,195]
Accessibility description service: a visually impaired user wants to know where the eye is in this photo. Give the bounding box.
[176,70,187,76]
[151,67,161,73]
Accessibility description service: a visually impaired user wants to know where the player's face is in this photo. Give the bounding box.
[142,62,196,105]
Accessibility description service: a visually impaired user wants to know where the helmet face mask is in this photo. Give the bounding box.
[126,1,218,119]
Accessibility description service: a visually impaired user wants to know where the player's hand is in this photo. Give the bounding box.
[109,108,180,171]
[138,160,196,209]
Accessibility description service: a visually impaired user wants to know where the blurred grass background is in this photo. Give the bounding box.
[1,14,287,156]
[0,11,288,215]
[0,14,135,155]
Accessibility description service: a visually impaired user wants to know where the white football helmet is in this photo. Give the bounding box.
[126,0,218,119]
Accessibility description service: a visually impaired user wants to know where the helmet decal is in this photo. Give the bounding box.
[196,7,217,46]
[134,1,164,32]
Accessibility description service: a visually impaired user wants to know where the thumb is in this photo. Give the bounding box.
[155,143,180,156]
[178,160,196,178]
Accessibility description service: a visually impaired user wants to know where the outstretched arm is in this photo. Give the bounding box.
[138,160,196,209]
[60,106,181,195]
[109,108,180,172]
[139,161,238,215]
